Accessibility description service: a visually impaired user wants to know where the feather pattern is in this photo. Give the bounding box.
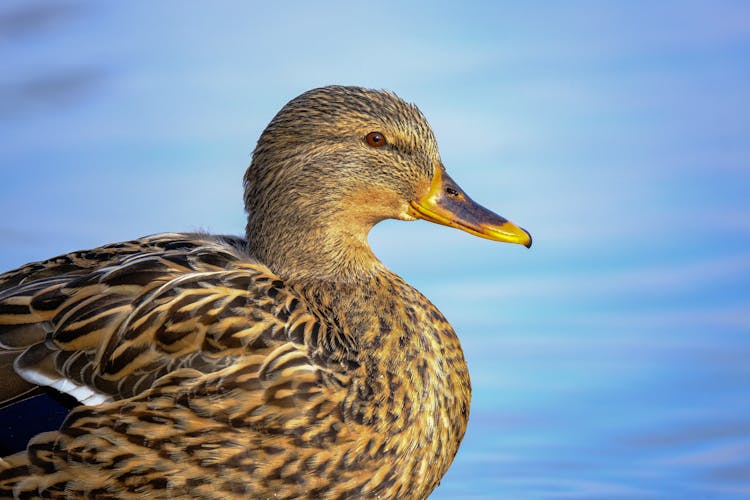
[0,232,469,498]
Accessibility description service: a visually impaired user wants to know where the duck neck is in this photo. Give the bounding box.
[245,212,386,283]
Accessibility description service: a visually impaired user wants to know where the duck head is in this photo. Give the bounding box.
[244,86,530,282]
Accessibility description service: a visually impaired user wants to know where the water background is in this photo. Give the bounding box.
[1,2,749,498]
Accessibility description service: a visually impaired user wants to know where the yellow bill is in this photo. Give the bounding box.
[408,168,532,248]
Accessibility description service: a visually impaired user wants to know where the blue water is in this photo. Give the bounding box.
[1,2,749,498]
[388,238,750,498]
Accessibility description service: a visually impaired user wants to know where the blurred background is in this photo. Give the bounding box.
[1,1,749,498]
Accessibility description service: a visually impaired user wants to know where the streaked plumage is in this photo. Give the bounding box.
[0,86,530,499]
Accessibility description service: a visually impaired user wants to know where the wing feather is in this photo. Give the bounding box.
[0,233,347,410]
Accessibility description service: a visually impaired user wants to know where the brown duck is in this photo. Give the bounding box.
[0,86,531,499]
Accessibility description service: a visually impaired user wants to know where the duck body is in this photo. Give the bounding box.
[1,233,469,498]
[0,86,529,498]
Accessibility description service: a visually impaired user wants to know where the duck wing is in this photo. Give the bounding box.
[0,232,348,407]
[0,234,367,497]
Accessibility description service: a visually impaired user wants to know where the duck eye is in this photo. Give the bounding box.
[365,132,387,148]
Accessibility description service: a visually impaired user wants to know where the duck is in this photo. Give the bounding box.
[0,85,531,499]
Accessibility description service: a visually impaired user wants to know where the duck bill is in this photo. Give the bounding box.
[408,168,532,248]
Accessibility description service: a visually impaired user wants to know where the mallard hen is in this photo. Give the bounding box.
[0,86,531,499]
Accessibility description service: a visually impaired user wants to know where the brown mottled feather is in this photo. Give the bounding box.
[0,86,482,499]
[0,234,468,498]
